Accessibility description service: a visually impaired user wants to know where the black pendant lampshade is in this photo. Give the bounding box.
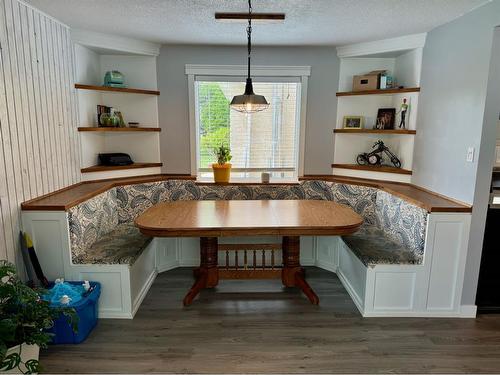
[230,0,269,113]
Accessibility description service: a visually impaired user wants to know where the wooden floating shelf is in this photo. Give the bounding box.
[78,127,161,132]
[75,83,160,96]
[81,162,163,173]
[336,87,420,97]
[334,129,416,135]
[331,164,412,175]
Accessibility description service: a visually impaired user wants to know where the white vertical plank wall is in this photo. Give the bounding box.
[0,0,80,266]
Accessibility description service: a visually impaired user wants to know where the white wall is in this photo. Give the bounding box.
[0,0,80,266]
[413,1,500,305]
[157,45,339,175]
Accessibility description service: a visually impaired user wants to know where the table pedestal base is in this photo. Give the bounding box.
[183,237,219,306]
[182,236,319,306]
[281,236,320,305]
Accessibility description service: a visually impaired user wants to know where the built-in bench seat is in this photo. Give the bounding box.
[21,177,472,318]
[72,224,152,265]
[342,223,422,267]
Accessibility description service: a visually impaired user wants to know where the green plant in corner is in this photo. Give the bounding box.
[213,143,232,165]
[0,261,78,374]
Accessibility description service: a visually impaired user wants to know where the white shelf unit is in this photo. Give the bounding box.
[74,43,162,181]
[333,34,426,183]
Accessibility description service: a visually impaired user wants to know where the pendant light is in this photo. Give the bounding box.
[230,0,270,113]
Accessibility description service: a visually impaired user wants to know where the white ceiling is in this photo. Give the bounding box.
[26,0,489,46]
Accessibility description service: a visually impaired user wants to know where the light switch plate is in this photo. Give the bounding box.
[466,147,475,162]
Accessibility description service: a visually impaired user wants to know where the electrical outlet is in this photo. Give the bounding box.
[466,147,475,162]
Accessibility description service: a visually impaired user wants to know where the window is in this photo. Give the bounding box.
[195,80,302,180]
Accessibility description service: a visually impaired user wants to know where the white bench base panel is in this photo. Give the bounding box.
[316,213,473,318]
[21,211,473,319]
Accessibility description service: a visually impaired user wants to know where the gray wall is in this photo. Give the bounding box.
[157,45,339,175]
[413,1,500,305]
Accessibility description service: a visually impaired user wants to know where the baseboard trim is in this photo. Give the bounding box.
[336,268,365,315]
[157,262,180,273]
[301,258,316,266]
[460,304,477,318]
[315,260,338,273]
[131,269,157,318]
[179,260,199,267]
[98,311,133,319]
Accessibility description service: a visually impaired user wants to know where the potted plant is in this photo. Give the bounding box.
[0,261,77,374]
[212,144,232,183]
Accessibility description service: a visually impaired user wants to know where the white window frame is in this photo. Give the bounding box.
[186,64,311,178]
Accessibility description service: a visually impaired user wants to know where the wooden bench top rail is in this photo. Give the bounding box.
[300,175,472,213]
[20,174,195,211]
[20,173,472,213]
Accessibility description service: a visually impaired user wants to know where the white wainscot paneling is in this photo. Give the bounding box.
[156,238,180,272]
[426,214,470,312]
[179,237,200,266]
[372,271,416,311]
[315,236,339,272]
[75,269,126,316]
[21,211,71,280]
[336,240,367,311]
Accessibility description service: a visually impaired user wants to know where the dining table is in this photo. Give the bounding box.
[135,199,363,306]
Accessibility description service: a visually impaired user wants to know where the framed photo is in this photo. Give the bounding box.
[375,108,396,130]
[343,116,364,129]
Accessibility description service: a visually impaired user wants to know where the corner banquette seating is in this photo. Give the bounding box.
[22,179,471,318]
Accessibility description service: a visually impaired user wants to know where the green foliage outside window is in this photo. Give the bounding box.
[198,83,230,168]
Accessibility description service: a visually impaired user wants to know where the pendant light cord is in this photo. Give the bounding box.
[247,0,252,79]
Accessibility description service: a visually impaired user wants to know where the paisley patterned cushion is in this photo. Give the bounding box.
[342,223,422,267]
[375,190,427,258]
[68,189,119,259]
[301,180,335,200]
[67,179,428,266]
[72,224,152,265]
[330,183,378,225]
[116,182,169,223]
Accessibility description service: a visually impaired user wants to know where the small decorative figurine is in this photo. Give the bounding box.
[356,140,402,168]
[398,97,409,129]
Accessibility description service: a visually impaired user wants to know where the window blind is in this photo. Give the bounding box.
[195,80,301,180]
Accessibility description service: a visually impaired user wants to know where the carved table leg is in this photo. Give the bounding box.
[183,237,219,306]
[282,236,319,305]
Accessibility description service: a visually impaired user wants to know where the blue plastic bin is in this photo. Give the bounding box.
[46,281,101,344]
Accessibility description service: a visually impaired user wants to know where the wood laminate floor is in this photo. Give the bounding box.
[41,268,500,374]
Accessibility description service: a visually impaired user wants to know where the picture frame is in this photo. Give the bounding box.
[343,116,364,129]
[375,108,396,130]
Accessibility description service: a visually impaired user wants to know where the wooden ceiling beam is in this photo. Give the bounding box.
[215,13,285,22]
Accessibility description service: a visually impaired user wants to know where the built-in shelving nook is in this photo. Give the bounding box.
[333,33,426,183]
[73,31,162,181]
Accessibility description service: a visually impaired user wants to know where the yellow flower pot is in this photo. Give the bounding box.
[212,163,231,184]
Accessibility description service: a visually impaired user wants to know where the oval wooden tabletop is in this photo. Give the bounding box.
[135,200,363,237]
